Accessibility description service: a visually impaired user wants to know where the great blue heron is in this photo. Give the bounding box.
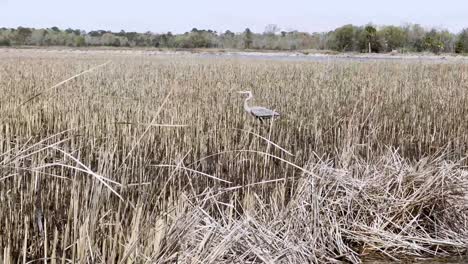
[238,91,280,121]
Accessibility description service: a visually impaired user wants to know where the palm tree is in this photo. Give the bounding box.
[365,25,377,53]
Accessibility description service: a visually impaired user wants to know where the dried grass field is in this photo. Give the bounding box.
[1,49,468,263]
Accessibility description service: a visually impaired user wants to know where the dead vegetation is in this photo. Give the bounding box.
[1,50,468,263]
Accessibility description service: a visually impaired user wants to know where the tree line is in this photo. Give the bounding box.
[1,24,468,54]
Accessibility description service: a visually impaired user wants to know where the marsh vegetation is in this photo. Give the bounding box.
[1,49,468,263]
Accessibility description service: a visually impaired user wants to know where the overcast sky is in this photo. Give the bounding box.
[1,0,467,33]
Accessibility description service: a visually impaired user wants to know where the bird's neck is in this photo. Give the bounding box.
[244,96,251,112]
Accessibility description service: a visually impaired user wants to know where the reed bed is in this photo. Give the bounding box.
[1,50,468,263]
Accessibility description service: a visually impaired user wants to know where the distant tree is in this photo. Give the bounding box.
[84,34,100,46]
[264,24,280,35]
[16,27,32,45]
[224,30,235,38]
[101,33,120,46]
[164,32,175,47]
[134,34,148,46]
[186,30,212,48]
[424,37,444,54]
[0,24,463,53]
[120,37,130,47]
[380,26,407,51]
[330,24,356,51]
[63,28,80,36]
[0,38,11,46]
[89,30,108,37]
[438,29,455,52]
[220,30,238,49]
[406,24,426,52]
[116,30,125,37]
[262,24,281,49]
[243,28,253,49]
[159,33,168,47]
[112,38,121,47]
[424,29,445,54]
[30,29,48,45]
[455,29,468,54]
[75,36,86,47]
[364,25,377,53]
[124,32,138,45]
[455,40,464,54]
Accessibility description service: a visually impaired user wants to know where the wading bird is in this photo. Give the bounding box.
[238,91,280,121]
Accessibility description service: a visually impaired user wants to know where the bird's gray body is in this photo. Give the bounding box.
[249,106,280,119]
[238,91,280,120]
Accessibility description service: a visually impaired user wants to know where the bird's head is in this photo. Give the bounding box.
[238,91,253,98]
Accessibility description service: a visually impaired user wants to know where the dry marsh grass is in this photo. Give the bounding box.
[1,50,468,263]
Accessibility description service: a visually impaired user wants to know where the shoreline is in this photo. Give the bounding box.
[1,46,468,62]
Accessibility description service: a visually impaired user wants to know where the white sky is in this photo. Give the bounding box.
[1,0,467,33]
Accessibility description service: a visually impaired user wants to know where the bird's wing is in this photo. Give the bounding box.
[250,106,280,117]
